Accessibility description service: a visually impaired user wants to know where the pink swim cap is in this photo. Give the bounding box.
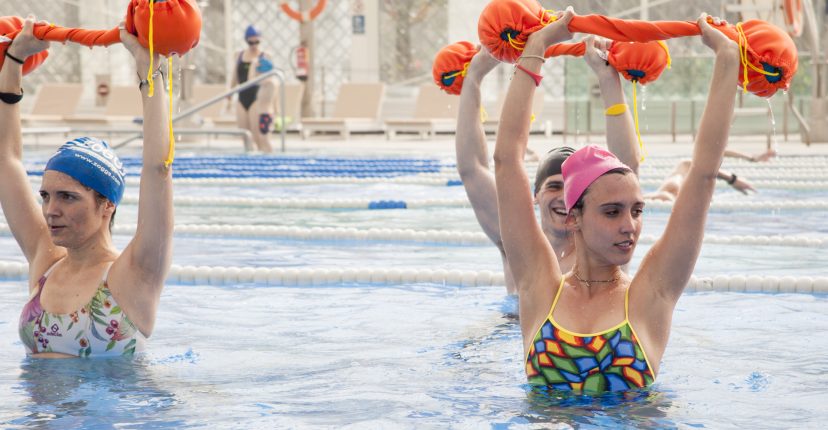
[561,145,631,212]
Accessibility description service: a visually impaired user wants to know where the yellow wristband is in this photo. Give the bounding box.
[605,104,628,116]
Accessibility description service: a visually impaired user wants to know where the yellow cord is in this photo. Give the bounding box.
[632,82,646,162]
[541,9,558,25]
[146,0,156,97]
[443,62,470,81]
[164,56,175,168]
[479,106,488,123]
[656,41,672,69]
[506,9,557,52]
[507,32,525,51]
[735,22,780,93]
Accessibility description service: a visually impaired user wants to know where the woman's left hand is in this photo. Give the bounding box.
[583,35,617,81]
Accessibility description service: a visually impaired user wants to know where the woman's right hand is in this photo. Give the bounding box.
[6,15,50,62]
[466,46,500,83]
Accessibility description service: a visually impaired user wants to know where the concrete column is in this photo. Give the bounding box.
[300,0,316,117]
[78,0,131,110]
[448,1,506,99]
[448,0,487,43]
[349,0,379,83]
[809,98,828,143]
[225,0,235,87]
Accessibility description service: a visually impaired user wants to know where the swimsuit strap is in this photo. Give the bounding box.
[546,276,567,321]
[36,258,64,289]
[42,259,63,278]
[101,262,114,284]
[624,279,632,321]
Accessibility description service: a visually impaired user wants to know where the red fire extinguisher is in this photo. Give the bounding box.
[293,42,308,82]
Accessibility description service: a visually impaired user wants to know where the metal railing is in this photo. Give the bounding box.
[114,68,288,152]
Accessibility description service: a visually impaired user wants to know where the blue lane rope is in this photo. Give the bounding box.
[28,156,455,179]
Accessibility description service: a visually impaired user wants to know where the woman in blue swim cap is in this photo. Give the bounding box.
[0,16,174,358]
[227,24,276,153]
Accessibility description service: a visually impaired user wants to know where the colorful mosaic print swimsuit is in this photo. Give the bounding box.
[525,277,655,392]
[18,261,145,357]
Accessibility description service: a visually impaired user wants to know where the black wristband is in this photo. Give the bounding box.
[137,68,165,91]
[4,50,25,65]
[0,88,23,104]
[727,173,737,185]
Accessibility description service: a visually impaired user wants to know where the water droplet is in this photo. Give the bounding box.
[766,99,779,152]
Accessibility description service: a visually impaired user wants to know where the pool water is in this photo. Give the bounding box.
[1,285,826,428]
[2,154,827,428]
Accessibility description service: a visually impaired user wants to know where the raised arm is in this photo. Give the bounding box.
[455,48,502,248]
[109,24,174,335]
[493,9,573,294]
[582,36,640,173]
[0,17,57,274]
[636,14,740,304]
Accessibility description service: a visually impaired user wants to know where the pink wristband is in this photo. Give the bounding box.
[515,63,543,87]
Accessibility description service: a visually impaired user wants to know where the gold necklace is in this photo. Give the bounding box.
[572,267,618,288]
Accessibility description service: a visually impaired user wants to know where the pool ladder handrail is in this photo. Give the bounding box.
[114,69,288,152]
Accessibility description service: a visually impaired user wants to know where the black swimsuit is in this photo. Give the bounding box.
[236,51,262,111]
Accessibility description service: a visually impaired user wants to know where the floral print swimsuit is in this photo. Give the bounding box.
[18,262,145,357]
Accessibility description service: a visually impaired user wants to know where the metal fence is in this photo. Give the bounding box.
[0,1,83,89]
[0,0,822,127]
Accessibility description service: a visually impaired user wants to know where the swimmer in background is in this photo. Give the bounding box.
[0,17,173,357]
[227,25,276,153]
[646,147,778,201]
[494,9,741,392]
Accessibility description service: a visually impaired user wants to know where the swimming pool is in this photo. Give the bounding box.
[1,153,827,428]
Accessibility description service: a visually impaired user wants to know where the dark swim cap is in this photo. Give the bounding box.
[533,146,575,195]
[45,137,126,205]
[244,25,261,40]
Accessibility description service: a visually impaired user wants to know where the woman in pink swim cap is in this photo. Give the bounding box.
[492,10,741,392]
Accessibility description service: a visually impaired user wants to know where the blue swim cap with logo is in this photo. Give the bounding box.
[44,137,126,205]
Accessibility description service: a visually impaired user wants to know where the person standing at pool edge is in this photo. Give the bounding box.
[0,17,174,357]
[228,24,277,153]
[494,8,740,392]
